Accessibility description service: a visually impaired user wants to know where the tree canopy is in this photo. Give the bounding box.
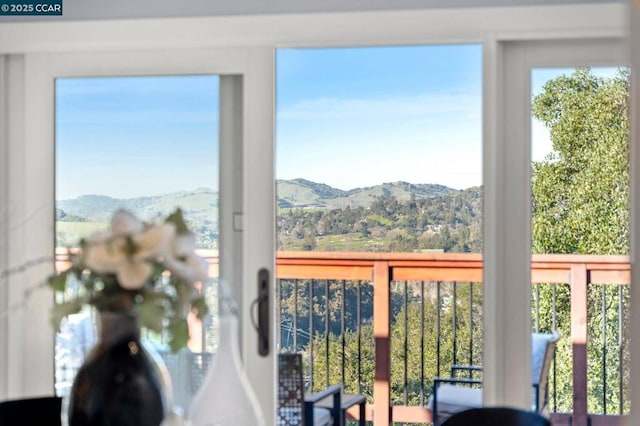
[531,67,630,414]
[531,68,629,255]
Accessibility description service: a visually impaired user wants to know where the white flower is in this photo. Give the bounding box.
[83,238,127,274]
[50,208,210,352]
[84,214,177,290]
[116,261,154,290]
[111,209,145,236]
[132,223,176,260]
[164,232,209,283]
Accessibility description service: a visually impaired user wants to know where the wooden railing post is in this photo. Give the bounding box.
[373,261,391,426]
[571,263,589,426]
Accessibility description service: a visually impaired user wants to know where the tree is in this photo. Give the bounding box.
[531,68,629,256]
[531,67,630,414]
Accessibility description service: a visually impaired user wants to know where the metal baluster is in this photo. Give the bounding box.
[436,281,442,377]
[357,280,362,394]
[619,284,624,415]
[453,282,458,367]
[552,284,558,412]
[309,280,314,391]
[535,283,540,333]
[602,285,607,414]
[469,282,473,370]
[420,280,425,405]
[294,280,298,351]
[341,279,346,387]
[403,280,408,405]
[325,279,330,388]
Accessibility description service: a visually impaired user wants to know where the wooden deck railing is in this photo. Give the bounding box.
[276,251,630,426]
[54,249,632,426]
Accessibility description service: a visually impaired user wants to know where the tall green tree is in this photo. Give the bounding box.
[531,67,629,256]
[531,68,630,414]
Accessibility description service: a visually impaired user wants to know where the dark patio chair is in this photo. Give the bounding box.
[278,353,365,426]
[0,396,62,425]
[427,331,560,426]
[442,407,551,426]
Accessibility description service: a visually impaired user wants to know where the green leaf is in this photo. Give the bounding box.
[50,299,84,331]
[168,319,189,353]
[138,298,166,333]
[191,296,209,320]
[165,208,189,234]
[48,271,69,292]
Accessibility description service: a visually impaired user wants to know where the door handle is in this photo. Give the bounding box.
[257,268,269,357]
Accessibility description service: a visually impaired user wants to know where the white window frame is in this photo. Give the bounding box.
[0,48,276,421]
[0,3,631,424]
[486,37,629,410]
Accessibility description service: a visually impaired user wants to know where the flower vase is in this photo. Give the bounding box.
[187,315,265,426]
[68,311,168,426]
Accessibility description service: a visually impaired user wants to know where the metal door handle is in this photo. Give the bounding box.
[257,268,269,356]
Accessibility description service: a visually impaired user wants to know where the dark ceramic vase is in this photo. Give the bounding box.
[68,311,166,426]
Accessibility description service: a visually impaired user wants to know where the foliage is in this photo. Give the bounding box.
[49,208,210,352]
[277,187,482,253]
[531,68,629,256]
[531,67,630,414]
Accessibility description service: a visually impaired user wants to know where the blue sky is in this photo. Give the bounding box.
[55,75,220,200]
[54,48,622,200]
[276,44,483,191]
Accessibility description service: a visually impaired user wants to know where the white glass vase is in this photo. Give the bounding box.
[187,315,265,426]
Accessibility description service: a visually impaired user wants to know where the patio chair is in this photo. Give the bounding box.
[441,407,551,426]
[427,331,560,426]
[0,396,62,425]
[278,353,366,426]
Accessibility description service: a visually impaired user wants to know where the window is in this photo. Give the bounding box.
[275,44,483,421]
[530,66,630,416]
[0,5,629,426]
[54,75,220,413]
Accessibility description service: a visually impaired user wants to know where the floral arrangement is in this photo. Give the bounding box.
[49,208,209,352]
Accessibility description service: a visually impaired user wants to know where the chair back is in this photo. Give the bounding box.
[278,353,306,426]
[531,331,561,414]
[442,407,551,426]
[0,396,62,426]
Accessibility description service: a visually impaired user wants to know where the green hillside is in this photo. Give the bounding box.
[276,180,457,210]
[56,188,219,249]
[56,180,476,252]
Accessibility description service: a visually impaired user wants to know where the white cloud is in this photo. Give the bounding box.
[278,92,481,122]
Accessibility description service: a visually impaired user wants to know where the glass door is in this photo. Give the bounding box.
[530,65,630,423]
[275,44,483,425]
[54,74,221,414]
[18,49,276,424]
[495,38,628,425]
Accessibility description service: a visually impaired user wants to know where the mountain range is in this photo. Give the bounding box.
[276,179,457,209]
[56,179,460,223]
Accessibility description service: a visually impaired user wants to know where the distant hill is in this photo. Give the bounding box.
[57,188,219,223]
[55,180,468,250]
[56,188,219,248]
[276,179,457,210]
[57,181,457,221]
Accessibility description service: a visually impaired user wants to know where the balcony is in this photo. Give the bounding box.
[54,249,631,425]
[275,251,630,426]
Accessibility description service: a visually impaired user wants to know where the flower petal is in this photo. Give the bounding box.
[172,233,197,257]
[133,223,176,259]
[117,261,152,290]
[111,210,145,236]
[83,240,127,273]
[164,253,209,283]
